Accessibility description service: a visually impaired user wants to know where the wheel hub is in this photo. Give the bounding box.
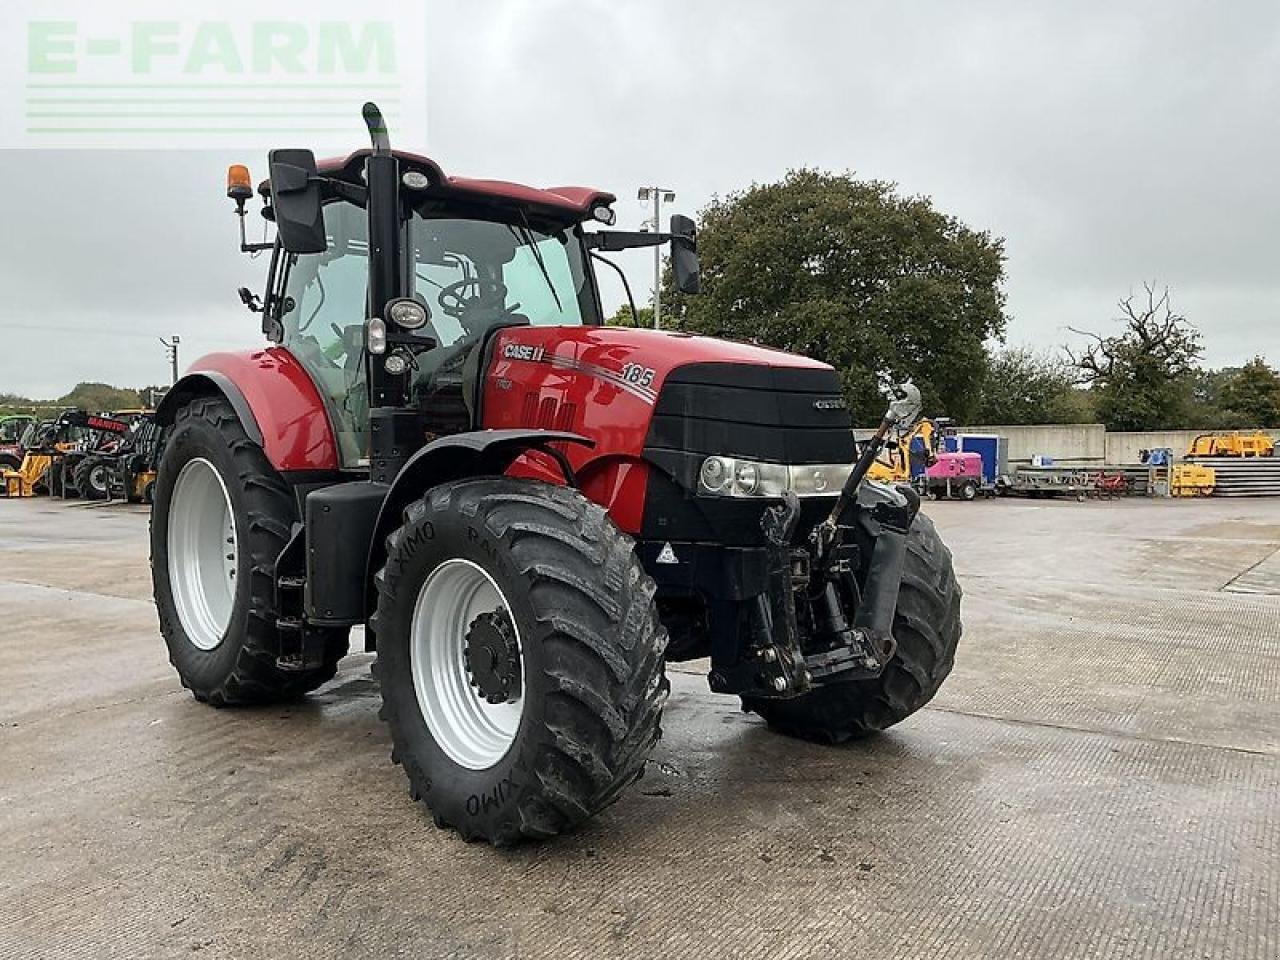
[463,610,521,704]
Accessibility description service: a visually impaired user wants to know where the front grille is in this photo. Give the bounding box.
[645,362,855,464]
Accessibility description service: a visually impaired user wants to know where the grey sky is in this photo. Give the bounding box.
[1,0,1277,398]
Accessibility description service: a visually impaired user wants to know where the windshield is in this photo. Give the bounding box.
[410,214,597,346]
[277,202,599,467]
[0,419,27,443]
[405,213,598,429]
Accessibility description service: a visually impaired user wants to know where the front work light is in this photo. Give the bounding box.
[591,203,616,225]
[386,297,429,330]
[402,170,430,191]
[367,317,388,355]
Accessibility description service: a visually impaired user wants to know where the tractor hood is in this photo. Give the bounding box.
[487,325,832,407]
[482,324,852,464]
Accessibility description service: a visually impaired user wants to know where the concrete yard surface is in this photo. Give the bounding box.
[1,496,1277,959]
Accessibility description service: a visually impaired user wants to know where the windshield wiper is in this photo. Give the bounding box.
[509,217,563,315]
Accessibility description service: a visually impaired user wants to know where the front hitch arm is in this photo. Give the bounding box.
[812,382,922,566]
[846,489,920,665]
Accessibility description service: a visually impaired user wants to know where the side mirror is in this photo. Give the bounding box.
[669,214,700,294]
[267,149,326,254]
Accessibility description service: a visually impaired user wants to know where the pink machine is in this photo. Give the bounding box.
[920,451,984,500]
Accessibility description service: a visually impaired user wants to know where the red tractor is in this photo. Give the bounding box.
[151,105,962,845]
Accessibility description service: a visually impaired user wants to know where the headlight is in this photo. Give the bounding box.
[697,456,849,498]
[700,456,729,492]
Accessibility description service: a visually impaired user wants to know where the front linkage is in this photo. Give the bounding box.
[712,384,925,700]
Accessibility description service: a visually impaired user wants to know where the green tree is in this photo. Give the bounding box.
[1187,367,1238,428]
[973,347,1086,424]
[1219,357,1280,427]
[606,303,655,328]
[1067,285,1202,431]
[662,169,1008,423]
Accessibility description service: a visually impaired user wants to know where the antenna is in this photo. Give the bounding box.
[363,102,391,155]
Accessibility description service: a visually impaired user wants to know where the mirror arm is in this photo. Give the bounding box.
[326,179,368,206]
[586,230,673,253]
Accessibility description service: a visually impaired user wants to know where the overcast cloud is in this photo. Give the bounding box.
[1,0,1277,398]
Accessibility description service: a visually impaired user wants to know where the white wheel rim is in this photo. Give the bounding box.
[167,457,238,652]
[90,466,109,492]
[410,558,524,771]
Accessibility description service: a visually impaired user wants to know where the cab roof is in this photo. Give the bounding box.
[315,150,616,220]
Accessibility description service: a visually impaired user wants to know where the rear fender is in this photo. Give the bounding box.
[157,372,264,445]
[155,350,339,472]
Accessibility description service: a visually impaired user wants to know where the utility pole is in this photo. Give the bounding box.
[637,186,676,329]
[160,336,181,385]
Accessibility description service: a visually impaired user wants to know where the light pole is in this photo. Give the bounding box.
[160,336,181,385]
[637,186,676,329]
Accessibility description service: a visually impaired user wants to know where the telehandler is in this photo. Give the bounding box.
[76,413,161,503]
[1,410,127,498]
[151,105,962,844]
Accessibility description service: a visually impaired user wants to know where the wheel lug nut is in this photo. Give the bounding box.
[772,676,788,692]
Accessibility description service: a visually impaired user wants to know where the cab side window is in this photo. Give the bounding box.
[280,202,369,467]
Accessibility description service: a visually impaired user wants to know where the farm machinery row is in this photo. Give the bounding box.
[0,409,161,502]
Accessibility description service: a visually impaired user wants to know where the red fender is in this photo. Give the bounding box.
[168,349,340,472]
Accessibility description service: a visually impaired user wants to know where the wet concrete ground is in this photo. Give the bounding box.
[1,496,1277,959]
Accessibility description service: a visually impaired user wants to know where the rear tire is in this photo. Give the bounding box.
[373,477,668,845]
[743,513,961,742]
[151,395,348,705]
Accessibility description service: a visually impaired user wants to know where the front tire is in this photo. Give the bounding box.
[76,457,110,501]
[151,396,348,705]
[373,477,668,846]
[744,513,961,742]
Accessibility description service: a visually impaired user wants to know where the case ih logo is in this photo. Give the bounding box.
[503,343,545,362]
[0,0,427,149]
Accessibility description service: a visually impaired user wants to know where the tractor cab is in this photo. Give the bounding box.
[225,123,698,472]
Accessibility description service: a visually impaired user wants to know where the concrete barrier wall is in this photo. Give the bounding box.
[854,423,1108,463]
[855,423,1280,466]
[963,424,1107,464]
[1104,430,1280,465]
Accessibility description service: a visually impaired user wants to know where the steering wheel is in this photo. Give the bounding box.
[437,277,507,319]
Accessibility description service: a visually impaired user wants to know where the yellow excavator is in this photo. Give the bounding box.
[1186,431,1275,458]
